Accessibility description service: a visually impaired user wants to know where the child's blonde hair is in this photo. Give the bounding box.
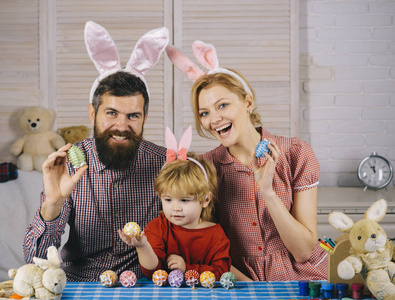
[154,152,217,222]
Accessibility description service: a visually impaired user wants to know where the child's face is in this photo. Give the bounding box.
[161,194,209,229]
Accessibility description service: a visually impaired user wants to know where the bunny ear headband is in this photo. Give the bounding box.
[165,40,252,95]
[165,125,208,183]
[85,21,169,102]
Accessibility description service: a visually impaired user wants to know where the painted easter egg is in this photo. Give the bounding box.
[200,271,216,288]
[220,272,237,289]
[123,222,141,238]
[67,145,87,168]
[152,269,168,287]
[185,270,199,288]
[99,270,118,287]
[255,138,271,158]
[168,269,184,288]
[119,270,137,287]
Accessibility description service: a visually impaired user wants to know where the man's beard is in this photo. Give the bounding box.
[94,125,143,170]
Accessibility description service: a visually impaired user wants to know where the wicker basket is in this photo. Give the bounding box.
[0,280,14,299]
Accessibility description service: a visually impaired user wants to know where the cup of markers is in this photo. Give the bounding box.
[318,235,336,253]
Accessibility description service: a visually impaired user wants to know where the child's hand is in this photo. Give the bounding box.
[118,229,148,248]
[166,254,186,273]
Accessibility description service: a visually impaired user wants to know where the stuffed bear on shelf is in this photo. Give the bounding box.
[59,125,89,144]
[10,106,66,172]
[328,199,395,300]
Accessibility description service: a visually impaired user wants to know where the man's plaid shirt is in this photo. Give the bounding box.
[24,138,166,281]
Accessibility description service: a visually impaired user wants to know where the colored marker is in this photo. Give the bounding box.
[328,237,336,247]
[319,238,333,250]
[324,235,336,248]
[319,242,332,253]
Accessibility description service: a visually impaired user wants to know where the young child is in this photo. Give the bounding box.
[118,126,231,280]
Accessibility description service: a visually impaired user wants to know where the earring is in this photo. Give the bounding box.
[249,109,252,114]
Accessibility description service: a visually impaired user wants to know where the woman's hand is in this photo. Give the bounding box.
[253,139,280,197]
[166,254,186,273]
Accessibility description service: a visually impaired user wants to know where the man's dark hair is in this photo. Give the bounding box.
[92,71,149,116]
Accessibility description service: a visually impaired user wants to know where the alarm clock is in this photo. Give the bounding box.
[357,151,393,191]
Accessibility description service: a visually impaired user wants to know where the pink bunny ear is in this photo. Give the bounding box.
[126,27,169,77]
[84,21,121,75]
[178,125,192,152]
[166,45,206,82]
[165,127,178,152]
[192,40,219,71]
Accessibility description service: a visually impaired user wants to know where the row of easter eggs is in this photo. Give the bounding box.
[99,269,237,289]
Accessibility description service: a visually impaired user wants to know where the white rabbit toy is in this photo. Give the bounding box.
[8,246,67,299]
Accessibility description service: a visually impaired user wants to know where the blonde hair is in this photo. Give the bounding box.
[190,70,262,139]
[154,152,217,222]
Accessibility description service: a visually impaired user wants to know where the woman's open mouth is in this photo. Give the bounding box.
[215,124,232,136]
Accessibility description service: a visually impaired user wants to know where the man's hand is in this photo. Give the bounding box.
[40,144,88,221]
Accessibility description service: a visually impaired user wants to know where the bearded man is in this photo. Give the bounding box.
[23,71,166,281]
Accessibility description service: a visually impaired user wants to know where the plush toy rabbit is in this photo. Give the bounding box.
[8,246,67,299]
[328,199,395,300]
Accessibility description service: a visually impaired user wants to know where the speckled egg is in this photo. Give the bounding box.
[168,270,184,288]
[200,271,216,288]
[123,222,141,238]
[152,269,168,287]
[255,138,271,158]
[67,145,87,168]
[185,270,199,288]
[119,270,137,287]
[220,272,237,289]
[99,270,118,287]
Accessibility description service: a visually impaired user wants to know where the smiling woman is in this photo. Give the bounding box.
[164,40,328,282]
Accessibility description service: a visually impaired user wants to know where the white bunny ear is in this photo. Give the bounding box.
[46,246,61,268]
[126,27,169,78]
[84,21,121,75]
[178,125,192,152]
[33,257,51,270]
[192,40,219,70]
[166,45,206,82]
[165,127,178,152]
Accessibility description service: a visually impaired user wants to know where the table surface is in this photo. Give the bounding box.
[61,280,375,299]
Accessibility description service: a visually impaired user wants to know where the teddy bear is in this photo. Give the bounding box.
[8,246,67,299]
[328,199,395,300]
[10,106,66,172]
[59,125,89,144]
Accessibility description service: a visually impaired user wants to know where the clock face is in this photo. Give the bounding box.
[358,155,393,189]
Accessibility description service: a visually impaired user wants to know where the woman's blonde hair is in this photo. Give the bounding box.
[154,152,217,222]
[190,69,262,139]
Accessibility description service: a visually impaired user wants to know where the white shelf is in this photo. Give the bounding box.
[316,187,395,239]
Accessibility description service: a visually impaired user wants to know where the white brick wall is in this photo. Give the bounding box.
[300,0,395,187]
